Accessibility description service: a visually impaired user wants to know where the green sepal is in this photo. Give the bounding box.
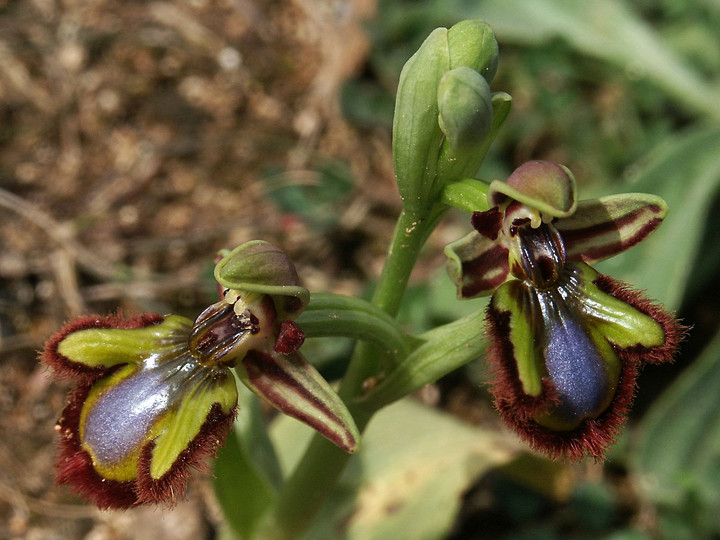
[236,350,360,453]
[491,280,544,397]
[488,161,577,218]
[568,263,666,349]
[57,315,192,369]
[556,193,669,264]
[149,366,238,480]
[215,241,310,320]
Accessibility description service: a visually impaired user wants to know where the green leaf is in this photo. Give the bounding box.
[214,384,282,540]
[297,293,411,365]
[360,307,488,409]
[233,381,285,489]
[596,126,720,310]
[270,398,519,540]
[471,0,720,120]
[630,331,720,520]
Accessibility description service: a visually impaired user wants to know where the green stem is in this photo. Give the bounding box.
[339,208,438,397]
[260,208,439,539]
[371,208,434,314]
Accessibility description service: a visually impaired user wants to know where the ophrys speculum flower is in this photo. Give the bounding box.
[445,160,685,460]
[43,241,359,509]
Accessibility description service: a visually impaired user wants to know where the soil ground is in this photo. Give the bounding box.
[0,1,417,537]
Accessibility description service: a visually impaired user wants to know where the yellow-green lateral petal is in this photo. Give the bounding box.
[149,368,238,480]
[567,263,665,348]
[58,316,192,369]
[492,281,543,397]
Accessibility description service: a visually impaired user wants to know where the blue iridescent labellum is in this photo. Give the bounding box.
[445,161,685,460]
[538,291,614,429]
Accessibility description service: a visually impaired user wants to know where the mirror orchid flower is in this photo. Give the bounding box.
[42,241,359,509]
[445,160,685,460]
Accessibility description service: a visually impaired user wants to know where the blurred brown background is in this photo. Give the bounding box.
[0,0,408,537]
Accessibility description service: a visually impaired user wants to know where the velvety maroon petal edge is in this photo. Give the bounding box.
[484,274,686,462]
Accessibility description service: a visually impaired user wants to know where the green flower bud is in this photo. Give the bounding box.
[392,19,503,215]
[438,67,493,150]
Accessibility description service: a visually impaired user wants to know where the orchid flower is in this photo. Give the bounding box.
[445,160,685,460]
[42,241,359,508]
